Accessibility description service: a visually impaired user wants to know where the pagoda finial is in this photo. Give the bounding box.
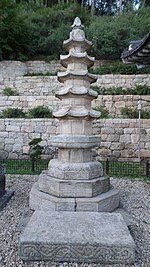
[72,17,84,30]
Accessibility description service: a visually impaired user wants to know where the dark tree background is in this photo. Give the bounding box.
[0,0,149,61]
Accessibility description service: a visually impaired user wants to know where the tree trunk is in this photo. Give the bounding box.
[91,0,95,16]
[120,0,123,14]
[141,0,146,8]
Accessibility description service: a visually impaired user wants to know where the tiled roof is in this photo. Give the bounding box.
[121,32,150,68]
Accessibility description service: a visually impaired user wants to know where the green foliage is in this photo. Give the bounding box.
[28,106,53,118]
[86,7,150,60]
[3,87,18,96]
[93,106,109,118]
[134,85,150,95]
[90,62,150,75]
[28,138,43,160]
[0,1,150,61]
[0,1,90,61]
[121,107,150,119]
[0,108,26,118]
[91,85,150,95]
[24,71,57,76]
[0,106,53,118]
[0,0,34,60]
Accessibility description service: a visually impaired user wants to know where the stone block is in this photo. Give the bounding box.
[76,187,119,212]
[111,142,125,150]
[120,134,131,143]
[97,148,111,157]
[29,182,76,211]
[48,159,103,180]
[101,127,114,135]
[112,150,121,158]
[19,211,135,264]
[107,135,120,142]
[131,134,139,144]
[38,171,110,197]
[30,182,119,212]
[50,135,100,148]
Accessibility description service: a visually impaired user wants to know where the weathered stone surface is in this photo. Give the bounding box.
[76,187,119,212]
[39,171,110,197]
[30,182,119,212]
[48,159,103,180]
[19,211,135,264]
[0,118,149,161]
[29,182,76,211]
[50,135,100,148]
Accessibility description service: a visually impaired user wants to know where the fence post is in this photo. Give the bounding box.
[106,158,109,175]
[146,160,150,177]
[31,158,35,172]
[0,164,6,197]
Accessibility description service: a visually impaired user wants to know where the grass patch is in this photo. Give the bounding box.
[102,161,149,181]
[0,159,49,175]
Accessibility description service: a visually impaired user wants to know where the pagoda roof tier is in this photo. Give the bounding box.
[56,86,98,99]
[57,70,97,84]
[53,107,100,119]
[60,51,95,68]
[121,32,150,68]
[63,38,92,52]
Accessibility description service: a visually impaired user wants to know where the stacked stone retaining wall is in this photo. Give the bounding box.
[0,61,150,95]
[0,118,149,161]
[0,61,149,161]
[0,95,149,118]
[1,74,150,94]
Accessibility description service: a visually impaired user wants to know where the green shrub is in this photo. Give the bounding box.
[121,107,150,119]
[93,106,109,118]
[91,85,150,95]
[0,108,26,118]
[28,106,53,118]
[29,138,43,160]
[87,7,150,60]
[0,1,34,61]
[90,62,150,75]
[3,87,18,96]
[134,85,150,95]
[24,71,57,76]
[1,1,150,61]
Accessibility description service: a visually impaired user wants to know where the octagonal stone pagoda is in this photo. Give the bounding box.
[19,18,135,265]
[29,17,119,212]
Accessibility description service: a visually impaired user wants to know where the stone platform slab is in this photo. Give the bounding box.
[19,211,135,264]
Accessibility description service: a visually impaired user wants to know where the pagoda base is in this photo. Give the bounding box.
[19,210,135,264]
[29,182,119,212]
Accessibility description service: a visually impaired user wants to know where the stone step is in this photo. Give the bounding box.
[29,182,119,212]
[19,211,135,264]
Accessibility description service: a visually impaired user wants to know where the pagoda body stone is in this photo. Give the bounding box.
[29,17,119,212]
[19,18,135,264]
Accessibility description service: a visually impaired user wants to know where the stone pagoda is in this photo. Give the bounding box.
[29,17,119,212]
[19,18,135,265]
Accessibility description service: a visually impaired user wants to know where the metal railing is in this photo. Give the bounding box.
[104,159,150,178]
[0,159,49,174]
[0,159,149,178]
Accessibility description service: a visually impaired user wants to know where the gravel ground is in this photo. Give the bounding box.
[0,175,150,267]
